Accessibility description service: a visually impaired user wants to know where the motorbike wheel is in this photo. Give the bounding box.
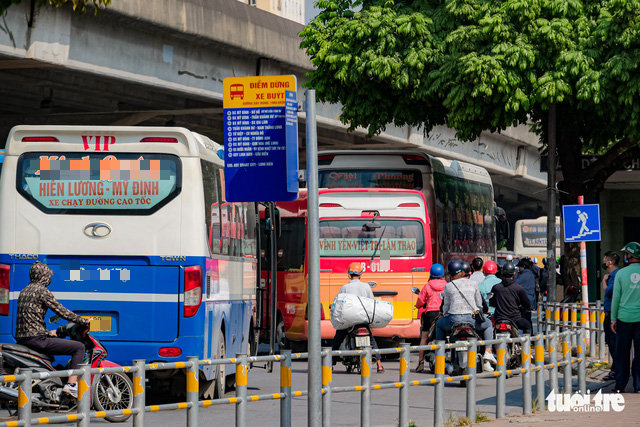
[0,367,18,419]
[93,373,133,423]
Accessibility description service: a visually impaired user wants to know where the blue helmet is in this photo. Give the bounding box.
[430,263,444,278]
[447,260,463,277]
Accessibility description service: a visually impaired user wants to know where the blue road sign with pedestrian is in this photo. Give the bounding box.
[563,204,601,242]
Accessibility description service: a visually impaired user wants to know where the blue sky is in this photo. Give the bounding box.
[305,0,319,23]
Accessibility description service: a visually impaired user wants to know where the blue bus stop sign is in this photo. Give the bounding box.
[222,75,299,202]
[563,204,601,242]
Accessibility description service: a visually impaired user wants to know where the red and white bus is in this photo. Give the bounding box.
[259,187,431,349]
[318,150,505,265]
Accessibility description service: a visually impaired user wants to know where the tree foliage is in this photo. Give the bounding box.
[301,0,640,163]
[301,0,640,286]
[1,0,110,16]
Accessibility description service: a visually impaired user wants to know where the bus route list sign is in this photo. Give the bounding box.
[223,75,299,202]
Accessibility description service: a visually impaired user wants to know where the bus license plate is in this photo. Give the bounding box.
[355,336,370,347]
[82,316,112,332]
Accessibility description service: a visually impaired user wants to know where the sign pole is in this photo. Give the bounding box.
[578,196,589,307]
[547,103,557,303]
[306,89,322,427]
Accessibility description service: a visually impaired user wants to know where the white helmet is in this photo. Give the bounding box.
[532,257,538,264]
[506,254,513,261]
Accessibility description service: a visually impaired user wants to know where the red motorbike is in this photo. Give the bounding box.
[0,317,133,422]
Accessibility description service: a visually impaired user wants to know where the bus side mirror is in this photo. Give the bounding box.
[412,287,420,295]
[265,205,281,238]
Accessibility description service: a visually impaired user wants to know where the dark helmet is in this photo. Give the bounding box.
[430,263,445,278]
[517,258,532,269]
[461,261,471,277]
[502,262,516,277]
[542,257,548,267]
[447,260,463,277]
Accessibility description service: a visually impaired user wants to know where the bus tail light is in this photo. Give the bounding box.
[184,266,203,318]
[398,203,420,207]
[140,137,179,143]
[159,347,182,357]
[402,154,429,165]
[318,155,335,165]
[305,304,326,320]
[21,136,60,142]
[319,203,342,208]
[0,264,10,316]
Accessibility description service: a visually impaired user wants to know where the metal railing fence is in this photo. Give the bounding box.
[537,301,606,360]
[1,303,596,427]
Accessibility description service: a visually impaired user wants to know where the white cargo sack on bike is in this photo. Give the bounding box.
[330,293,394,330]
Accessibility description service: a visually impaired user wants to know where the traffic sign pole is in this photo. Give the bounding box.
[306,89,322,427]
[579,196,589,307]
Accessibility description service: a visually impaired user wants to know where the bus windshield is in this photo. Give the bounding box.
[319,219,425,257]
[318,170,422,189]
[17,152,181,214]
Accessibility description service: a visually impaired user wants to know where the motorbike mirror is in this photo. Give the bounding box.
[368,281,377,288]
[412,287,420,295]
[487,292,494,299]
[49,315,61,323]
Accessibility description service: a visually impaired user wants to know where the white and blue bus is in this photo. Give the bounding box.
[0,126,258,397]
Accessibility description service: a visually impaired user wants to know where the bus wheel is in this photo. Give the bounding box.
[249,324,258,357]
[276,318,289,350]
[214,334,226,399]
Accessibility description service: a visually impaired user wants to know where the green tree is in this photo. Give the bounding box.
[301,0,640,288]
[1,0,110,16]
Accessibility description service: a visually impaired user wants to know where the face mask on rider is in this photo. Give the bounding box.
[602,262,609,269]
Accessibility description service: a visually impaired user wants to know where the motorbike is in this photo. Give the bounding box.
[493,318,522,370]
[426,321,485,385]
[341,324,373,374]
[0,317,133,422]
[561,284,581,303]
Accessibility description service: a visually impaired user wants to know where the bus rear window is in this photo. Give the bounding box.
[319,219,425,257]
[520,224,561,248]
[318,170,422,190]
[17,152,181,215]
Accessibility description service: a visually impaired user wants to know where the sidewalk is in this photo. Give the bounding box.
[486,365,638,426]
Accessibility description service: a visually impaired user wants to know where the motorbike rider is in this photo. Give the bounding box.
[469,257,485,285]
[477,261,501,315]
[16,261,91,398]
[489,262,533,335]
[414,263,447,372]
[515,257,536,325]
[540,257,549,299]
[331,262,384,373]
[436,260,497,372]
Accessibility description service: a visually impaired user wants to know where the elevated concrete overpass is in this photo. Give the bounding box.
[0,0,548,223]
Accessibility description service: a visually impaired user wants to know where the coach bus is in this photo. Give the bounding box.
[513,216,561,265]
[0,126,257,398]
[318,150,504,265]
[259,188,431,350]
